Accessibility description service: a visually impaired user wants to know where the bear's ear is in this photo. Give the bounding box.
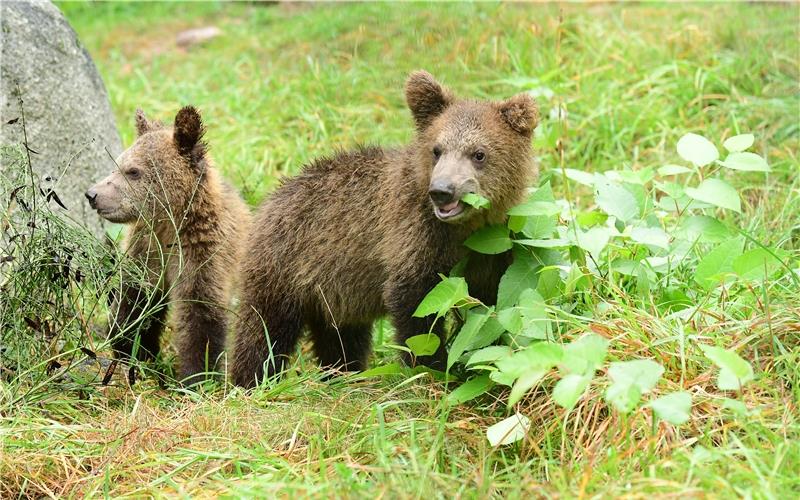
[173,106,206,160]
[405,70,453,131]
[135,108,156,136]
[135,108,164,136]
[497,93,539,137]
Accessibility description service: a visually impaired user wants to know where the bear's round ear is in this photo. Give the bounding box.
[135,108,164,136]
[405,70,453,132]
[173,106,206,159]
[135,108,152,136]
[497,93,539,137]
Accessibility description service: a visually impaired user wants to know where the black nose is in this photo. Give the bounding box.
[85,190,97,209]
[428,180,456,206]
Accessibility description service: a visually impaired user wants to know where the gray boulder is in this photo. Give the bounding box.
[1,0,122,236]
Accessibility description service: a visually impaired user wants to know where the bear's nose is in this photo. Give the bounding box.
[428,180,456,206]
[85,189,98,209]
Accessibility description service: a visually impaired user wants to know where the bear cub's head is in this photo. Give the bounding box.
[85,106,207,224]
[406,70,539,224]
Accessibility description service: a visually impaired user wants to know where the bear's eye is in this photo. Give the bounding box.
[473,150,486,163]
[125,168,141,180]
[432,146,442,160]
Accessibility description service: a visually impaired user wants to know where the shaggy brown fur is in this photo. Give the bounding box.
[86,106,250,384]
[231,71,538,387]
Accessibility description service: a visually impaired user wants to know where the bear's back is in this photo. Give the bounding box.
[244,145,392,321]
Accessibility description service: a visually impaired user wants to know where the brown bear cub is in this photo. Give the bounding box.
[86,106,250,384]
[231,71,538,387]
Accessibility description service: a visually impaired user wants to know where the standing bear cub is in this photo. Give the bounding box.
[86,106,250,384]
[231,71,538,387]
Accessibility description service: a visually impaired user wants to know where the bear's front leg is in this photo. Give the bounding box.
[385,273,447,371]
[172,294,228,385]
[108,283,167,363]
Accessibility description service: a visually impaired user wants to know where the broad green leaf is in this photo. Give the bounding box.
[447,307,491,370]
[553,374,591,410]
[613,168,655,186]
[656,181,686,199]
[490,369,518,386]
[608,360,664,393]
[655,195,710,212]
[497,307,522,335]
[694,237,744,290]
[517,215,557,239]
[560,334,609,376]
[679,215,731,243]
[357,363,404,378]
[700,345,754,390]
[105,223,125,243]
[733,247,787,281]
[413,277,469,317]
[515,238,571,248]
[493,342,563,386]
[447,374,495,405]
[717,152,770,172]
[576,226,613,258]
[508,368,550,407]
[625,182,650,215]
[505,342,563,369]
[563,262,590,294]
[497,249,540,309]
[611,259,656,283]
[461,192,491,209]
[465,225,513,254]
[467,346,513,366]
[508,215,526,233]
[722,134,754,153]
[525,182,556,203]
[657,288,692,313]
[516,289,550,340]
[507,200,561,217]
[685,179,741,213]
[575,210,607,228]
[486,413,530,446]
[406,334,440,356]
[605,381,642,413]
[594,176,640,222]
[630,226,670,249]
[562,168,595,186]
[722,398,748,416]
[508,183,558,236]
[466,315,506,351]
[658,164,693,176]
[537,267,563,301]
[648,392,692,425]
[677,133,719,167]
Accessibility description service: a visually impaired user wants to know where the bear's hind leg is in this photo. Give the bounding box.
[231,295,304,387]
[308,317,372,373]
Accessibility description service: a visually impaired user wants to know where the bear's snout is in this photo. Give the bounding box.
[428,179,456,206]
[85,189,98,209]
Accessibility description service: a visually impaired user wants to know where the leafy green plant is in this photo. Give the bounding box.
[0,141,131,405]
[416,131,788,438]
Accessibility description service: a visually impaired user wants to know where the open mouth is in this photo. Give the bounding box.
[433,199,466,221]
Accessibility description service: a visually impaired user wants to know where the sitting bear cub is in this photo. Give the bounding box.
[231,71,538,387]
[86,106,250,384]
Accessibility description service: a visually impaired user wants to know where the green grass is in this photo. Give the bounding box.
[2,2,799,497]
